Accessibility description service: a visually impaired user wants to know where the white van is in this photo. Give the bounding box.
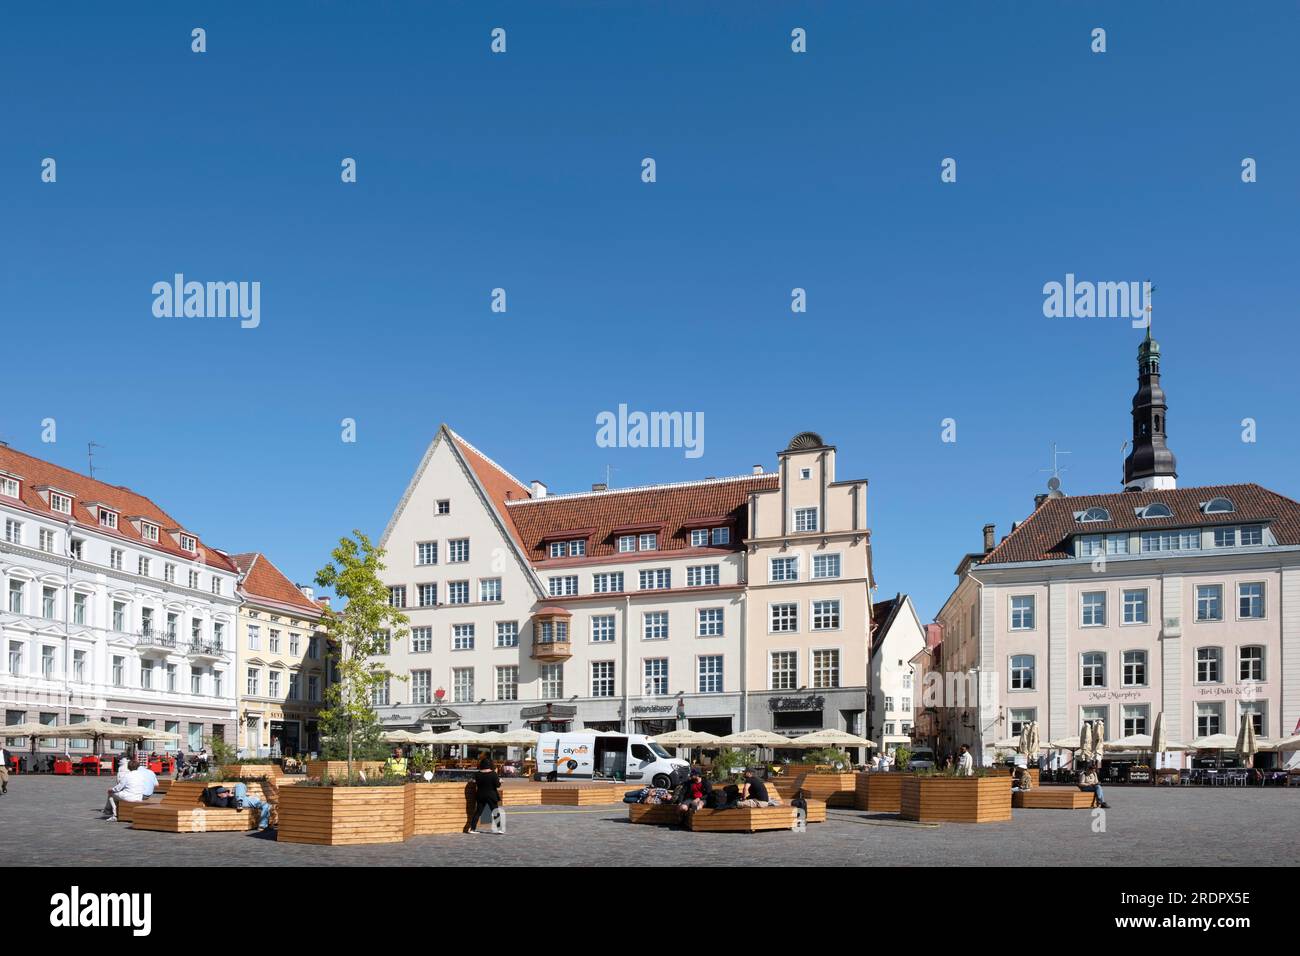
[536,732,689,789]
[906,747,937,771]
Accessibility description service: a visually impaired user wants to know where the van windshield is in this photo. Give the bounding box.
[648,742,670,759]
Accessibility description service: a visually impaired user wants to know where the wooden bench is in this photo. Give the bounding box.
[1013,788,1095,810]
[130,780,276,833]
[776,772,856,808]
[540,784,630,805]
[629,799,826,831]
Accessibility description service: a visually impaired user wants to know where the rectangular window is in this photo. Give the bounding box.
[549,575,578,597]
[164,563,176,584]
[770,557,798,582]
[41,645,56,679]
[592,661,616,698]
[38,528,56,552]
[72,592,88,625]
[549,541,567,559]
[638,568,670,590]
[591,615,615,643]
[711,527,730,545]
[1196,585,1223,622]
[812,554,841,579]
[592,572,624,593]
[411,626,432,653]
[1239,525,1263,546]
[770,651,798,690]
[7,641,23,673]
[1010,595,1035,630]
[496,621,519,648]
[191,671,202,695]
[180,534,196,553]
[187,569,199,589]
[416,541,438,565]
[1213,527,1236,548]
[140,522,159,542]
[72,649,86,682]
[690,529,709,547]
[138,557,150,577]
[812,649,840,689]
[794,508,819,532]
[307,675,319,701]
[769,603,798,633]
[698,655,723,694]
[374,631,391,655]
[642,658,668,696]
[617,535,636,553]
[110,548,123,570]
[1122,650,1147,687]
[541,663,564,699]
[638,533,658,551]
[269,630,280,653]
[100,510,118,530]
[287,673,299,700]
[212,577,223,595]
[448,539,470,563]
[1141,530,1202,552]
[1240,646,1264,682]
[1196,647,1222,684]
[248,625,261,651]
[6,580,22,615]
[1122,704,1149,737]
[3,519,22,544]
[1238,582,1264,619]
[452,624,475,651]
[1081,651,1106,688]
[411,670,431,706]
[388,586,406,608]
[0,476,17,497]
[214,671,223,697]
[269,670,281,698]
[496,665,518,701]
[289,632,300,655]
[1077,534,1102,557]
[1196,702,1222,737]
[418,583,438,607]
[42,586,57,619]
[437,500,450,515]
[246,667,260,696]
[448,581,469,604]
[697,607,724,637]
[372,674,391,707]
[1010,655,1035,690]
[812,599,840,630]
[479,578,502,602]
[49,492,71,514]
[1081,591,1106,627]
[643,611,669,641]
[1008,708,1036,739]
[686,565,719,587]
[1122,589,1148,625]
[112,656,125,687]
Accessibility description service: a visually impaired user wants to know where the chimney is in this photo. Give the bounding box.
[317,596,331,608]
[1034,493,1048,508]
[297,584,314,600]
[982,523,995,552]
[530,480,547,499]
[752,464,763,475]
[591,483,607,492]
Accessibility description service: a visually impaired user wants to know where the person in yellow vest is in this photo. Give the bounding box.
[386,748,408,777]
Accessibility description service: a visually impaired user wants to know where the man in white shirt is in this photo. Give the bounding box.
[0,746,10,794]
[103,760,149,821]
[956,745,974,777]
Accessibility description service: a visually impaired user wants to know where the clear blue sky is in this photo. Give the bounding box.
[2,2,1296,620]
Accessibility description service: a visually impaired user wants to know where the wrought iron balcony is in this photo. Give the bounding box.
[136,629,179,654]
[187,640,226,660]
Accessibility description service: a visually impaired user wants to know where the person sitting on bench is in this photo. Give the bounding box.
[738,769,780,808]
[103,760,148,821]
[1077,764,1110,808]
[677,769,711,815]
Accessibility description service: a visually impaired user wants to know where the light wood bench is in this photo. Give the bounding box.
[629,799,826,831]
[774,772,856,808]
[131,780,276,833]
[1013,788,1095,810]
[540,783,630,805]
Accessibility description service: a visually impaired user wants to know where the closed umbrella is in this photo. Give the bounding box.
[1151,712,1167,769]
[1017,723,1031,757]
[1077,724,1093,764]
[1236,716,1258,769]
[1091,720,1106,763]
[1027,721,1041,758]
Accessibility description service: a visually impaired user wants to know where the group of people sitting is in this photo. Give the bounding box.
[627,768,805,816]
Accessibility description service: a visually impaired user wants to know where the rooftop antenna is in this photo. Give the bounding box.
[87,442,104,478]
[604,464,616,488]
[1040,442,1071,489]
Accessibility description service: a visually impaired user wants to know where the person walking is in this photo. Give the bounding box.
[956,745,974,777]
[469,756,502,833]
[0,745,10,795]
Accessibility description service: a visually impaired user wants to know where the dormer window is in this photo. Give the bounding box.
[140,522,159,542]
[1078,507,1111,523]
[49,492,72,515]
[99,510,118,530]
[1202,497,1235,514]
[180,534,197,553]
[1,476,20,498]
[1138,503,1173,519]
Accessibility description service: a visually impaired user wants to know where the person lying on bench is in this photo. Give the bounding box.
[678,769,711,815]
[738,769,781,808]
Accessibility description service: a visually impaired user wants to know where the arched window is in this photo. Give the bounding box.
[1203,497,1235,514]
[1140,503,1173,518]
[1079,507,1111,523]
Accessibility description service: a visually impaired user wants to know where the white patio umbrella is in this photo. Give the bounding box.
[1091,720,1106,762]
[718,729,792,748]
[786,729,876,749]
[495,728,540,747]
[1236,716,1258,768]
[1048,738,1083,750]
[1190,732,1238,770]
[1077,724,1093,763]
[382,729,422,744]
[653,730,720,746]
[427,728,487,746]
[1258,734,1300,752]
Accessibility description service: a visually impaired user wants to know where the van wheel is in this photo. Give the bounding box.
[652,774,672,789]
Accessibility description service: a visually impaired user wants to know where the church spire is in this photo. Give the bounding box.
[1123,285,1177,490]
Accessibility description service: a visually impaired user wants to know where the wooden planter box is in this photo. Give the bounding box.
[304,760,385,781]
[900,776,1012,823]
[629,803,683,826]
[276,783,412,845]
[781,772,856,807]
[221,763,283,779]
[855,772,905,812]
[540,784,629,805]
[630,799,826,829]
[498,784,543,806]
[410,782,477,835]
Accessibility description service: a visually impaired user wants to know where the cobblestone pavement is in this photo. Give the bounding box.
[3,776,1295,866]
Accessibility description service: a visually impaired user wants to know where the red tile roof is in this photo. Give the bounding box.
[870,595,901,655]
[447,430,531,552]
[0,444,237,572]
[980,483,1300,564]
[506,474,779,563]
[231,552,322,616]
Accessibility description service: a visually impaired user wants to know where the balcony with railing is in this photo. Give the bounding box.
[530,606,573,662]
[136,628,179,655]
[187,639,226,661]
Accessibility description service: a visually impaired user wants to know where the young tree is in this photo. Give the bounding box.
[314,531,409,780]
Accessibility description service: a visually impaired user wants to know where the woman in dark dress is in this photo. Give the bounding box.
[470,756,502,833]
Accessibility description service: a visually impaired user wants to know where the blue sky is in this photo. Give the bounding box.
[2,2,1297,619]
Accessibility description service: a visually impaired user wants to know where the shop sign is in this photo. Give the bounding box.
[768,695,825,713]
[632,704,674,714]
[521,704,578,720]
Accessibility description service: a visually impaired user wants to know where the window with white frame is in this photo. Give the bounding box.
[1196,585,1223,622]
[794,508,818,532]
[180,534,196,553]
[549,541,567,558]
[1240,525,1263,546]
[448,581,469,604]
[549,575,578,597]
[496,665,518,701]
[1239,645,1264,682]
[416,541,438,565]
[306,674,318,701]
[812,553,841,579]
[42,586,56,619]
[388,586,406,608]
[69,538,83,560]
[448,539,470,562]
[1122,704,1149,737]
[617,535,636,553]
[247,625,261,650]
[1196,647,1222,683]
[770,603,798,633]
[140,522,159,542]
[1140,530,1201,552]
[479,578,502,602]
[246,667,260,696]
[592,661,616,698]
[643,611,668,640]
[138,556,150,577]
[1081,592,1106,627]
[496,621,519,648]
[1081,651,1106,688]
[812,649,840,688]
[690,529,709,547]
[0,476,17,497]
[111,655,124,686]
[1238,582,1264,619]
[110,548,123,570]
[269,629,280,653]
[592,572,624,593]
[1010,655,1035,690]
[686,565,719,587]
[73,649,86,681]
[411,626,432,653]
[569,539,586,556]
[698,655,723,694]
[638,533,657,551]
[418,583,438,607]
[7,580,22,614]
[38,528,55,552]
[1122,589,1148,625]
[770,556,798,582]
[1239,701,1265,736]
[1122,650,1147,687]
[540,663,563,699]
[187,569,199,589]
[289,632,300,655]
[812,600,840,630]
[770,651,797,690]
[538,619,568,643]
[100,509,118,529]
[711,527,729,545]
[642,658,668,696]
[374,631,391,654]
[211,577,222,595]
[410,670,431,705]
[269,670,281,698]
[1010,595,1035,630]
[41,645,56,679]
[1213,527,1236,548]
[697,607,724,637]
[452,624,475,651]
[591,615,615,643]
[452,668,473,703]
[639,568,670,590]
[1195,701,1222,737]
[436,499,450,515]
[2,518,21,544]
[1009,708,1036,738]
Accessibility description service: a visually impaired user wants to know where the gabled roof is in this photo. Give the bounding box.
[980,483,1300,564]
[231,552,322,616]
[506,473,779,563]
[446,428,531,553]
[0,444,237,572]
